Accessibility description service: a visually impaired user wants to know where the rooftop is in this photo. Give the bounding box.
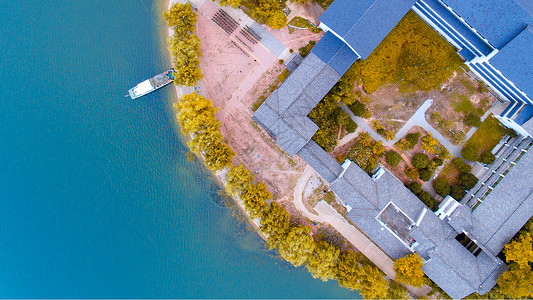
[490,26,533,98]
[441,0,533,49]
[318,0,417,59]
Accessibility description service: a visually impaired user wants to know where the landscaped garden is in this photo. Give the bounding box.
[461,115,514,162]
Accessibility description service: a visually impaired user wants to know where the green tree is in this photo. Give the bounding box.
[226,164,253,195]
[462,144,478,161]
[406,132,421,148]
[386,150,402,166]
[278,226,315,267]
[452,157,471,173]
[480,150,495,165]
[260,202,290,247]
[163,2,197,37]
[433,177,450,197]
[393,253,426,287]
[348,100,366,117]
[464,113,481,127]
[412,153,429,169]
[432,157,443,167]
[242,182,270,219]
[418,190,439,210]
[307,240,340,281]
[407,182,422,194]
[450,185,465,200]
[419,168,433,182]
[459,173,478,190]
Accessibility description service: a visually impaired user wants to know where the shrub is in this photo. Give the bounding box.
[343,118,358,133]
[461,145,478,161]
[432,157,443,167]
[404,166,419,181]
[433,177,450,197]
[504,127,518,138]
[386,150,402,166]
[419,168,433,182]
[450,185,465,200]
[412,153,430,169]
[460,173,478,190]
[480,150,495,165]
[376,128,385,135]
[405,132,421,148]
[407,182,422,194]
[348,100,366,117]
[418,191,439,210]
[465,113,481,127]
[452,157,471,173]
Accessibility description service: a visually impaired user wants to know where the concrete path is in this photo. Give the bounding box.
[292,165,325,223]
[335,128,361,149]
[314,201,432,298]
[340,99,462,157]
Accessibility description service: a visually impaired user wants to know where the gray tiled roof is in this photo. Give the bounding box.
[252,52,341,156]
[296,141,343,183]
[424,255,476,299]
[469,148,533,255]
[252,0,533,295]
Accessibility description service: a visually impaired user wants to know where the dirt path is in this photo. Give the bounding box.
[314,201,432,299]
[293,165,325,223]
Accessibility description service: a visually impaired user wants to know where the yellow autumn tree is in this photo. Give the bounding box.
[393,253,426,287]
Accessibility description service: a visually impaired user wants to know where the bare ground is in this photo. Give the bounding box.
[355,69,496,142]
[196,6,316,201]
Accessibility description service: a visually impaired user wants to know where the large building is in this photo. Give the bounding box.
[253,0,533,298]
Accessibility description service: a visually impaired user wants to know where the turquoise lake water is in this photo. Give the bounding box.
[0,0,360,298]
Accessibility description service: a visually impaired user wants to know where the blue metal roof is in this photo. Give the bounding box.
[490,26,533,99]
[310,32,359,76]
[319,0,416,59]
[441,0,533,49]
[318,0,375,37]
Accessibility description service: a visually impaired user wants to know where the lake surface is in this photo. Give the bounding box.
[0,0,359,298]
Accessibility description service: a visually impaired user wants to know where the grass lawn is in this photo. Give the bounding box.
[315,0,334,10]
[452,95,484,116]
[463,115,506,157]
[251,68,290,111]
[288,16,321,33]
[437,162,460,185]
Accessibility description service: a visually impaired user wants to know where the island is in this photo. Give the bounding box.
[163,0,533,298]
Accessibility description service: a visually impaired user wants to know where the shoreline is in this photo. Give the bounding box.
[166,0,267,241]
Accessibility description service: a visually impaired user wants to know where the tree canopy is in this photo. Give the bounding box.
[163,3,203,86]
[307,240,340,281]
[360,10,462,93]
[393,253,426,287]
[277,226,315,267]
[260,202,290,248]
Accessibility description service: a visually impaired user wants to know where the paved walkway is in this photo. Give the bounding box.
[314,201,432,298]
[340,99,462,157]
[293,165,325,223]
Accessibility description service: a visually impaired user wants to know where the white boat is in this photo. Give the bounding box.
[128,69,175,99]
